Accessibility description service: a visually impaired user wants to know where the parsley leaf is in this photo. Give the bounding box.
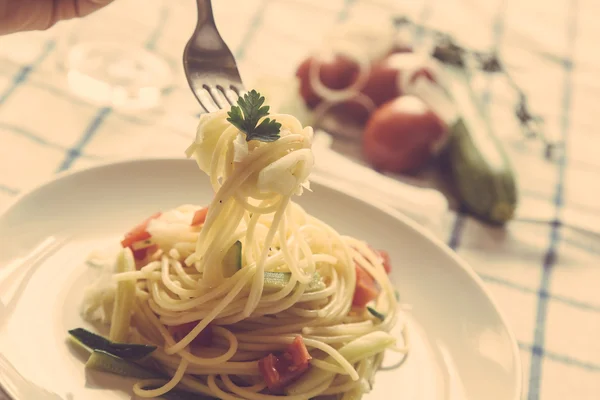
[226,90,281,142]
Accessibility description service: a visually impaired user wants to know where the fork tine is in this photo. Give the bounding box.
[207,86,229,109]
[223,86,241,106]
[196,88,220,113]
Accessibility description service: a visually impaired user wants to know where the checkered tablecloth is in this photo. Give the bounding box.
[0,0,599,399]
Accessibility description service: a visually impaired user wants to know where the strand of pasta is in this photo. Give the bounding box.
[208,125,238,191]
[243,195,291,317]
[161,256,203,298]
[171,258,199,289]
[165,266,254,354]
[132,358,189,398]
[220,374,335,400]
[196,135,303,259]
[278,211,313,284]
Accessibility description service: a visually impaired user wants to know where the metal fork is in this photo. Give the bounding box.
[183,0,246,113]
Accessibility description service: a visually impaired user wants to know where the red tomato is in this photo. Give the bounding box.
[286,336,312,367]
[296,54,360,108]
[120,212,162,249]
[191,207,209,226]
[362,96,447,174]
[258,336,311,392]
[358,60,403,107]
[352,265,380,308]
[358,53,441,108]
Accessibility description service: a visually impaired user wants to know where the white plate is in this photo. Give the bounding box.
[0,158,521,400]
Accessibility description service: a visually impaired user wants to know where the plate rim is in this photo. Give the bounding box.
[0,156,523,399]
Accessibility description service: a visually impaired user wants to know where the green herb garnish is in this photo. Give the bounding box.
[227,90,281,142]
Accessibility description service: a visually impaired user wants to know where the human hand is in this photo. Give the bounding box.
[0,0,114,35]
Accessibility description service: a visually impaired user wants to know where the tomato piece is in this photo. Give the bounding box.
[258,336,311,392]
[352,265,380,308]
[378,250,392,274]
[296,54,360,109]
[121,212,162,249]
[258,354,282,391]
[168,323,213,347]
[191,207,209,226]
[286,336,312,367]
[362,96,447,174]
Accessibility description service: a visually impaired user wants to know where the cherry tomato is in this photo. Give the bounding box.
[362,96,447,174]
[358,60,403,107]
[358,53,441,108]
[296,54,360,109]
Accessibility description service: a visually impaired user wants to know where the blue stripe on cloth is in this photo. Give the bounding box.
[0,122,97,158]
[0,184,19,195]
[56,107,111,172]
[0,40,55,106]
[480,272,600,313]
[527,1,579,398]
[446,0,508,249]
[519,343,600,373]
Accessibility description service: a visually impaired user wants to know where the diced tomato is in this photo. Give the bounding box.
[378,250,392,274]
[352,265,380,308]
[191,207,209,227]
[168,322,213,347]
[286,336,312,367]
[258,336,311,392]
[258,354,282,391]
[120,212,162,249]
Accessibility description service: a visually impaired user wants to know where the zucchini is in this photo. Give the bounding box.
[109,248,137,342]
[86,350,216,400]
[443,67,518,224]
[68,328,156,360]
[264,271,325,292]
[222,240,242,278]
[86,350,159,379]
[366,306,385,321]
[221,241,326,292]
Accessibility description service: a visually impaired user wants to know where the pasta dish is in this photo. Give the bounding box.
[74,90,408,400]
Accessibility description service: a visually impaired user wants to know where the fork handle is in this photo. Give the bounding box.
[193,0,217,32]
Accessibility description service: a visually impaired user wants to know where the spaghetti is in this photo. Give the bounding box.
[81,99,408,400]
